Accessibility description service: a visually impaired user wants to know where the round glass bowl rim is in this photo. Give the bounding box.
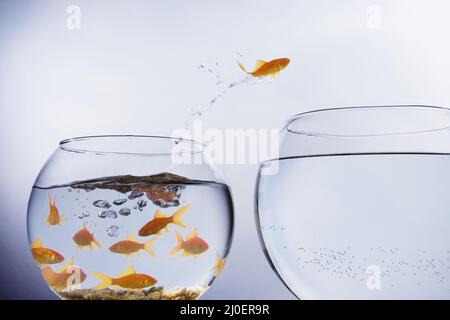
[59,135,205,157]
[285,105,450,138]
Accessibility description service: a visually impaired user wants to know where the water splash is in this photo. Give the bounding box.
[184,54,268,131]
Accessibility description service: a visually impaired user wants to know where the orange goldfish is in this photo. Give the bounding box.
[212,252,226,278]
[169,228,209,257]
[30,239,64,266]
[92,266,157,290]
[73,222,102,251]
[238,57,290,78]
[109,234,156,257]
[42,258,87,291]
[46,194,64,225]
[138,205,189,237]
[139,185,182,206]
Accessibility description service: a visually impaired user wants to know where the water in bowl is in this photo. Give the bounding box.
[257,153,450,299]
[28,173,233,300]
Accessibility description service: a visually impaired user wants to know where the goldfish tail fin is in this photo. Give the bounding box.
[212,253,220,271]
[93,238,102,249]
[171,205,189,228]
[168,231,183,256]
[144,238,156,257]
[237,61,248,74]
[30,239,43,249]
[92,271,112,290]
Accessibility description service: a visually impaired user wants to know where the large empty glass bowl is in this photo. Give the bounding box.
[256,106,450,299]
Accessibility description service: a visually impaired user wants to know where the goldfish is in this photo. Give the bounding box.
[41,258,87,291]
[92,266,157,290]
[212,252,226,278]
[46,194,64,225]
[30,239,64,266]
[109,234,156,257]
[72,222,102,251]
[144,186,181,207]
[169,228,209,258]
[238,57,290,79]
[138,205,189,237]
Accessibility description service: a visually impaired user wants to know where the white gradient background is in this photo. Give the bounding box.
[1,0,450,299]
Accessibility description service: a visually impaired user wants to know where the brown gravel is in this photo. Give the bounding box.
[57,286,205,300]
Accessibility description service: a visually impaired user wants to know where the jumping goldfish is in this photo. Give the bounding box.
[92,266,157,290]
[46,194,64,225]
[138,205,189,237]
[212,252,226,278]
[30,239,64,266]
[73,222,102,251]
[109,234,156,257]
[41,258,87,291]
[238,57,290,79]
[169,228,209,258]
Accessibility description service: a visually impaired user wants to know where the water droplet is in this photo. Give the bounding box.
[128,190,144,200]
[98,210,117,219]
[119,208,131,216]
[106,225,120,237]
[93,200,111,208]
[137,200,147,211]
[113,198,127,206]
[78,211,90,219]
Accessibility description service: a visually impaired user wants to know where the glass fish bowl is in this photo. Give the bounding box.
[27,135,234,300]
[256,106,450,299]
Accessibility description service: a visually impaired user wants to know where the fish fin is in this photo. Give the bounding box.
[89,244,93,251]
[168,231,183,255]
[127,234,138,242]
[171,205,189,228]
[212,253,224,276]
[45,213,54,225]
[93,237,102,248]
[59,257,73,273]
[48,193,56,207]
[30,239,43,249]
[154,210,167,219]
[271,72,279,80]
[118,265,136,277]
[186,228,198,241]
[237,61,249,74]
[92,271,113,290]
[254,60,266,71]
[215,253,221,267]
[41,267,54,283]
[144,238,156,257]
